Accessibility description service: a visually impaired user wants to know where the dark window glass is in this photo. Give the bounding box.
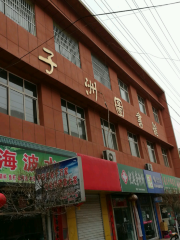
[25,96,37,123]
[0,85,7,114]
[62,112,69,134]
[25,81,37,97]
[0,69,7,84]
[10,90,24,119]
[9,73,23,91]
[128,132,140,157]
[101,119,118,150]
[61,99,87,140]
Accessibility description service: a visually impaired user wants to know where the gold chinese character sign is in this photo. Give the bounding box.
[136,112,143,128]
[85,78,97,101]
[39,48,57,75]
[114,97,124,117]
[152,122,158,136]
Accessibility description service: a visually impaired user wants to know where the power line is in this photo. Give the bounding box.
[130,0,180,99]
[90,0,180,111]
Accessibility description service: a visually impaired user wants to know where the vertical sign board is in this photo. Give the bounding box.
[143,170,164,194]
[35,157,85,206]
[0,145,73,183]
[118,164,147,193]
[161,174,179,193]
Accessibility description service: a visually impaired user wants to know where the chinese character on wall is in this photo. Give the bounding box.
[152,122,158,136]
[85,78,97,101]
[39,48,57,75]
[136,112,143,128]
[114,97,124,117]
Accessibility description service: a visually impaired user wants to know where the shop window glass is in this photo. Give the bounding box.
[61,99,87,140]
[101,119,118,150]
[112,196,136,240]
[128,132,140,157]
[0,69,38,123]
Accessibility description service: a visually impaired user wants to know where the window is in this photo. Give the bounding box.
[138,95,146,114]
[162,148,169,167]
[101,119,118,150]
[118,79,130,103]
[128,132,140,157]
[54,22,81,68]
[0,68,38,123]
[0,0,36,35]
[152,107,159,123]
[147,141,156,163]
[61,99,86,140]
[91,54,111,89]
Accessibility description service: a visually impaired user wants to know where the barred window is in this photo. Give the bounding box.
[152,107,159,123]
[61,99,87,140]
[128,132,140,157]
[54,23,81,68]
[0,68,38,123]
[162,148,169,167]
[118,79,130,103]
[138,95,146,114]
[101,119,118,150]
[147,141,156,163]
[92,54,111,89]
[0,0,36,35]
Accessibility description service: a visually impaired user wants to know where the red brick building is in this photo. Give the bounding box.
[0,0,179,240]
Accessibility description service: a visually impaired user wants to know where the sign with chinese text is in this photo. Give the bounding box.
[144,170,164,194]
[118,164,147,193]
[35,157,85,206]
[161,174,179,193]
[0,145,69,183]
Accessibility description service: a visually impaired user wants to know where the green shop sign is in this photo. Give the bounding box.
[118,164,147,193]
[0,144,75,183]
[161,174,180,193]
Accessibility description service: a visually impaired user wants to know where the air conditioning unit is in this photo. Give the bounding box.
[145,163,153,171]
[103,150,116,162]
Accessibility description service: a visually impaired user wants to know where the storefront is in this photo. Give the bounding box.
[116,164,148,240]
[0,136,76,240]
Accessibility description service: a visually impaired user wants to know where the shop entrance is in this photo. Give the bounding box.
[112,197,136,240]
[139,196,158,240]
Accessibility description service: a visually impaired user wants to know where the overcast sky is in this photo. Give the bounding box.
[80,0,180,148]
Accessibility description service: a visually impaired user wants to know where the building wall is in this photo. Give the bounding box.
[0,0,179,177]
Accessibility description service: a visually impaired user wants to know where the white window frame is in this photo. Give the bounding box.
[147,141,157,163]
[61,99,87,140]
[118,79,130,103]
[0,68,38,124]
[161,148,169,167]
[101,118,118,150]
[91,54,111,89]
[127,132,140,158]
[0,0,36,36]
[152,107,159,123]
[54,22,81,68]
[138,95,146,114]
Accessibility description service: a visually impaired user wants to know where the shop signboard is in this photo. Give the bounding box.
[0,144,72,183]
[118,164,147,193]
[161,174,180,193]
[144,170,164,194]
[35,156,85,206]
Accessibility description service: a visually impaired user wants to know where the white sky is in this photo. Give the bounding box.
[81,0,180,148]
